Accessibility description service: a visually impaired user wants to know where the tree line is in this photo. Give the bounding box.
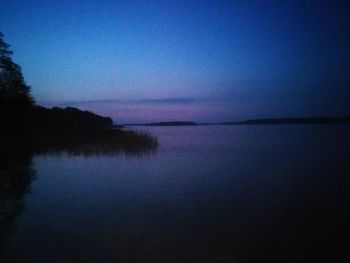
[0,32,113,130]
[0,32,33,109]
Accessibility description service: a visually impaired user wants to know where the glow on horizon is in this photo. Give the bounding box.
[40,97,331,124]
[41,99,241,123]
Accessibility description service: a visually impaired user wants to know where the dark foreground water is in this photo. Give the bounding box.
[1,125,349,262]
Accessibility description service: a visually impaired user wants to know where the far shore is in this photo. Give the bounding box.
[125,116,350,127]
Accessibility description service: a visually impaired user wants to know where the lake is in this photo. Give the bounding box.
[1,125,349,262]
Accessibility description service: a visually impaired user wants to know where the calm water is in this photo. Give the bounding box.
[1,125,349,262]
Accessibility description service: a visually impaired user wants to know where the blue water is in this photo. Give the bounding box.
[1,125,349,262]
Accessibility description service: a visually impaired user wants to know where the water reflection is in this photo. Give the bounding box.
[1,126,349,262]
[0,152,35,255]
[0,129,157,256]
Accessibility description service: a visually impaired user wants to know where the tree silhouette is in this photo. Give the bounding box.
[0,32,34,108]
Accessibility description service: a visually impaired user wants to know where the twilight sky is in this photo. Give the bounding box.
[1,0,349,123]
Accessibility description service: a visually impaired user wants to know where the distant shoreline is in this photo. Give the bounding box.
[125,117,350,126]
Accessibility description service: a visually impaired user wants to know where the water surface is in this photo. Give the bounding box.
[1,125,349,262]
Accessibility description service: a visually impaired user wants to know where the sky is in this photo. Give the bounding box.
[1,0,349,123]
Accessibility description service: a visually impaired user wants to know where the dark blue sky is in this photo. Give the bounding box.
[1,0,349,122]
